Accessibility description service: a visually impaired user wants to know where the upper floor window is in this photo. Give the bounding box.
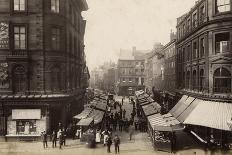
[192,12,198,28]
[214,67,231,93]
[216,0,230,13]
[187,45,191,61]
[187,19,191,32]
[193,42,198,59]
[200,38,205,57]
[14,0,26,11]
[51,0,59,13]
[14,26,26,50]
[199,69,205,91]
[51,28,60,50]
[200,5,205,22]
[215,32,230,54]
[12,65,26,94]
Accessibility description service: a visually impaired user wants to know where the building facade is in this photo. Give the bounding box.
[176,0,232,145]
[0,0,88,140]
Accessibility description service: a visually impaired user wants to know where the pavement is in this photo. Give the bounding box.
[0,96,232,155]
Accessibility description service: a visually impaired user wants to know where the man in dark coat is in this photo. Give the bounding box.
[51,131,57,148]
[106,136,112,153]
[113,135,120,154]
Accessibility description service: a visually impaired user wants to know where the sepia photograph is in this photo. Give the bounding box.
[0,0,232,154]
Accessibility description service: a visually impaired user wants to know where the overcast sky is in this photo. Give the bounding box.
[83,0,196,71]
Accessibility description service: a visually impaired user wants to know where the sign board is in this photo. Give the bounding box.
[12,109,41,120]
[0,22,9,49]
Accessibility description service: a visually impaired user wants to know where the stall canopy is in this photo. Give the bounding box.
[77,117,94,126]
[184,100,232,131]
[88,109,105,124]
[148,113,184,132]
[90,102,107,111]
[73,108,92,119]
[142,102,161,116]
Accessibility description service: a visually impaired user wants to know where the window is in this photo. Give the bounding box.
[135,78,139,84]
[129,78,132,82]
[14,26,26,50]
[187,45,191,61]
[215,32,230,54]
[51,0,59,13]
[199,69,205,91]
[183,24,186,35]
[200,38,205,57]
[193,42,198,59]
[216,0,230,13]
[13,0,26,11]
[51,28,60,50]
[51,67,61,91]
[12,65,26,94]
[214,67,231,93]
[192,13,198,28]
[192,70,197,90]
[200,5,205,22]
[186,71,190,89]
[16,120,36,135]
[187,19,191,32]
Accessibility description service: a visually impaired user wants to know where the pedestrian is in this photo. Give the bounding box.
[62,128,66,146]
[123,109,126,119]
[106,136,112,153]
[96,129,101,143]
[118,119,123,132]
[59,131,64,149]
[41,131,48,148]
[102,130,109,146]
[51,131,57,148]
[113,135,120,154]
[129,125,134,140]
[121,97,124,106]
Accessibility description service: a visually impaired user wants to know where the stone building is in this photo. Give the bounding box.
[0,0,88,140]
[175,0,232,146]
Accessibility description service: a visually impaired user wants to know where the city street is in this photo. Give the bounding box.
[0,96,231,155]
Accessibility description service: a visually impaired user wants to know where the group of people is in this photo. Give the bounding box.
[41,123,67,149]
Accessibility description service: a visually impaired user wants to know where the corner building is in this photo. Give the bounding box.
[0,0,88,140]
[176,0,232,145]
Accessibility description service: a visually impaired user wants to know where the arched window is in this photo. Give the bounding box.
[12,65,26,94]
[186,71,190,89]
[199,69,205,91]
[192,70,197,90]
[214,67,231,93]
[51,67,61,92]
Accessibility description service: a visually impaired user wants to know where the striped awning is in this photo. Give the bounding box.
[184,100,232,131]
[73,108,92,119]
[77,117,93,126]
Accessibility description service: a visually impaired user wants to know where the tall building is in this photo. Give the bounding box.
[176,0,232,145]
[0,0,88,140]
[117,47,148,96]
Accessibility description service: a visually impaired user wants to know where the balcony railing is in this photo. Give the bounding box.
[8,50,28,57]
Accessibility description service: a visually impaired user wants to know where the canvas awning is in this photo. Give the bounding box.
[90,102,107,111]
[184,100,232,131]
[73,108,92,119]
[77,117,93,126]
[148,113,184,132]
[142,102,161,116]
[88,109,105,124]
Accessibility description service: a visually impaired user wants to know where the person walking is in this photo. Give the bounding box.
[121,97,124,106]
[113,135,120,154]
[51,131,57,148]
[41,131,48,148]
[59,131,64,149]
[106,136,112,153]
[129,125,134,141]
[102,130,109,146]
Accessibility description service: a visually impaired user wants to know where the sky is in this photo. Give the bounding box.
[82,0,197,71]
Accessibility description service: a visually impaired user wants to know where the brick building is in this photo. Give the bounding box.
[175,0,232,146]
[0,0,88,140]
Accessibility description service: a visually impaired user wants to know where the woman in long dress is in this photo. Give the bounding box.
[95,130,101,143]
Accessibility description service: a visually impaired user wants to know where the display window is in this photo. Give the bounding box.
[16,120,36,135]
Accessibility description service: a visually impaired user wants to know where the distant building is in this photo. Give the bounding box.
[117,47,148,96]
[0,0,88,139]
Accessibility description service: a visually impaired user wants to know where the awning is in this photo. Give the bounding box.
[148,113,184,132]
[169,95,188,114]
[73,108,92,119]
[170,96,195,118]
[77,117,93,126]
[90,102,107,111]
[184,100,232,131]
[142,102,161,116]
[88,109,105,124]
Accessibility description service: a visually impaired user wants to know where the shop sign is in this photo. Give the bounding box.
[0,22,9,49]
[12,109,41,120]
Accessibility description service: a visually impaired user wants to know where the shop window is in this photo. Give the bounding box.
[214,67,231,93]
[13,0,26,11]
[193,42,198,59]
[51,28,60,50]
[12,65,26,94]
[14,26,26,50]
[16,120,36,135]
[51,0,59,13]
[215,32,230,54]
[200,38,205,57]
[199,69,205,91]
[186,71,190,89]
[216,0,230,13]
